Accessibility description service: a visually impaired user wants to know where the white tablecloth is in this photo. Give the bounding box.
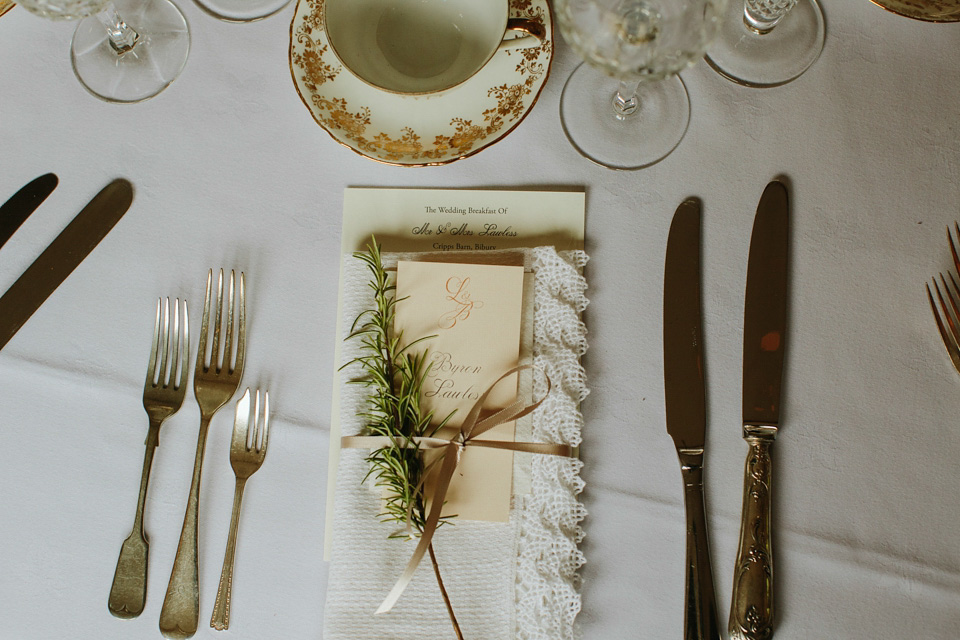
[1,1,958,638]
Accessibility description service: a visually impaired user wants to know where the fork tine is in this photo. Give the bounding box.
[224,270,235,374]
[930,278,960,372]
[211,269,224,372]
[258,390,269,455]
[234,272,246,375]
[950,223,960,277]
[248,388,259,450]
[197,270,213,372]
[158,298,172,387]
[233,388,251,444]
[939,273,960,340]
[175,300,189,391]
[145,299,161,388]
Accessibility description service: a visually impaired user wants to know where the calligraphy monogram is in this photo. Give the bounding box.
[438,276,484,329]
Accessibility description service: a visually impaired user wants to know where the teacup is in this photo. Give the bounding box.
[324,0,545,95]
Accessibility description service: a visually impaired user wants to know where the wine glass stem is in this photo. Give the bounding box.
[613,79,640,119]
[742,0,796,34]
[95,2,139,54]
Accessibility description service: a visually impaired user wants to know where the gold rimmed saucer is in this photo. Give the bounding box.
[869,0,960,21]
[288,0,554,167]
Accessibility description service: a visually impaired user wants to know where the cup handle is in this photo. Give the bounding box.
[498,18,545,51]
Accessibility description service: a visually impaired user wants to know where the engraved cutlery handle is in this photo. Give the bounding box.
[108,422,160,618]
[679,453,721,640]
[210,477,248,630]
[729,429,775,640]
[159,414,213,639]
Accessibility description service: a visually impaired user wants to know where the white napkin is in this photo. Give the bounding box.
[324,246,589,640]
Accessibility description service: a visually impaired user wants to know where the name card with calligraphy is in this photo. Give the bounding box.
[395,260,524,522]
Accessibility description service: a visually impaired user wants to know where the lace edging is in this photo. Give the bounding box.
[515,247,589,640]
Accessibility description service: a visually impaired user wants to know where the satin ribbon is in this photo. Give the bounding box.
[341,364,573,614]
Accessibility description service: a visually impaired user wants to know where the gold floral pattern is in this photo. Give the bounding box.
[870,0,960,21]
[288,0,554,165]
[290,0,339,91]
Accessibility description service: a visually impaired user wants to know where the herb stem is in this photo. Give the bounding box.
[348,238,462,637]
[429,542,464,640]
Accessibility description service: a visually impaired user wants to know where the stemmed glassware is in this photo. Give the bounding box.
[555,0,726,170]
[192,0,290,23]
[705,0,824,87]
[18,0,189,103]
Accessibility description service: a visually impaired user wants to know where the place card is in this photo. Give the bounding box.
[395,260,525,522]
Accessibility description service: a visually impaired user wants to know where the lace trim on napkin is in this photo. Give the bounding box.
[515,247,589,640]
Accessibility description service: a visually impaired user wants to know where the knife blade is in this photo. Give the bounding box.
[0,173,59,251]
[728,180,789,640]
[0,178,133,351]
[663,198,721,640]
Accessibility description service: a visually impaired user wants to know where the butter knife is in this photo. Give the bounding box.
[729,180,789,640]
[0,179,133,351]
[0,173,58,250]
[663,198,721,640]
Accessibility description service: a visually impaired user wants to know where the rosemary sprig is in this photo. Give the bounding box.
[343,238,462,638]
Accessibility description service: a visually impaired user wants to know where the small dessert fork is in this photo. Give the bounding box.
[160,269,245,639]
[108,298,189,618]
[927,223,960,375]
[210,388,270,631]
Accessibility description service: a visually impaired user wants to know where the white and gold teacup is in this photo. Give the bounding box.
[324,0,545,95]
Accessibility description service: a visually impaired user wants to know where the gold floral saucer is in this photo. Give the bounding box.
[869,0,960,21]
[289,0,553,166]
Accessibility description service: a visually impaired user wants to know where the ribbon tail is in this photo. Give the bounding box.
[376,442,460,615]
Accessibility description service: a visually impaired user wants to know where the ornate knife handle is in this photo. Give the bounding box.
[729,426,776,640]
[678,451,721,640]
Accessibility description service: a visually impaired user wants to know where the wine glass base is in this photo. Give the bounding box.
[71,0,190,103]
[705,0,825,88]
[193,0,291,23]
[560,62,690,171]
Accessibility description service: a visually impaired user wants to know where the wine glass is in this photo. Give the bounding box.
[19,0,190,103]
[555,0,727,171]
[193,0,291,23]
[705,0,825,87]
[193,0,290,23]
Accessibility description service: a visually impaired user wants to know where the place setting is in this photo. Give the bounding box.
[3,0,960,638]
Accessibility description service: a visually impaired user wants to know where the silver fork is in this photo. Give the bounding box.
[927,223,960,376]
[160,270,245,639]
[210,388,270,631]
[108,298,189,619]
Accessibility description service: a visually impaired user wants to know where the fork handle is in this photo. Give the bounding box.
[108,421,160,618]
[729,431,775,640]
[210,477,248,631]
[159,414,213,639]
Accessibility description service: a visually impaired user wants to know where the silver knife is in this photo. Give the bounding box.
[663,198,721,640]
[729,180,789,640]
[0,179,133,351]
[0,173,59,250]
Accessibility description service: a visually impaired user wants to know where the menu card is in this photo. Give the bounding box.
[327,187,585,557]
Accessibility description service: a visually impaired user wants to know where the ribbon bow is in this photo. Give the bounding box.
[341,364,573,614]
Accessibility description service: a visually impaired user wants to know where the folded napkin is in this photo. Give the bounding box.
[324,246,588,640]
